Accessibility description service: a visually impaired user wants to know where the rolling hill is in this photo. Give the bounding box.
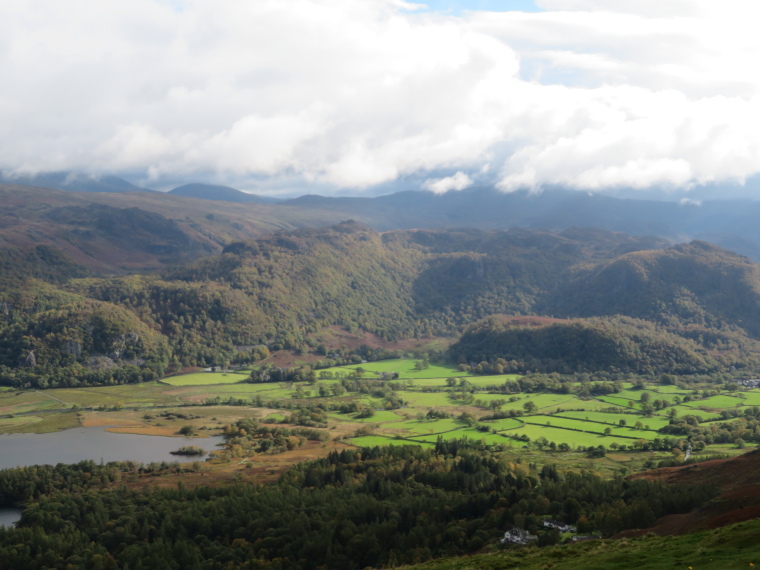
[169,183,281,203]
[4,219,760,387]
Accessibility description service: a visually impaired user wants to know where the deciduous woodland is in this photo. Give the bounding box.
[5,222,760,389]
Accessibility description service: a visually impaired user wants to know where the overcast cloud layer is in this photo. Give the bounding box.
[1,0,759,195]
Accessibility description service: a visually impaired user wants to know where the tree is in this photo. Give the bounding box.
[538,528,561,546]
[523,401,537,413]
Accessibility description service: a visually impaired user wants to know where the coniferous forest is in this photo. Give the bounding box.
[0,443,717,569]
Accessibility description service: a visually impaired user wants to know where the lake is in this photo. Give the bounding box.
[0,426,225,471]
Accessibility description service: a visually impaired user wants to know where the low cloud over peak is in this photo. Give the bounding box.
[1,0,759,196]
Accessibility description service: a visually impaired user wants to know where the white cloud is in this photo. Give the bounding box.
[424,171,473,193]
[1,0,760,194]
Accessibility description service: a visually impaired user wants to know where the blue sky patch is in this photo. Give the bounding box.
[416,0,541,15]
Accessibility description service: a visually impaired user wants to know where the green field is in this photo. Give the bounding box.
[413,375,520,388]
[401,391,459,407]
[349,435,435,448]
[330,410,405,423]
[682,394,746,410]
[508,424,637,448]
[409,428,517,446]
[480,417,524,431]
[737,391,760,405]
[596,395,640,408]
[524,415,660,440]
[650,385,694,394]
[669,405,722,420]
[386,418,466,435]
[161,371,251,386]
[557,411,671,430]
[2,357,756,456]
[328,359,471,379]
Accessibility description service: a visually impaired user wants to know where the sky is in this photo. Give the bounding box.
[1,0,760,196]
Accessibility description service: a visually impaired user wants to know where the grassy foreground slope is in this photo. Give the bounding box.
[403,519,760,570]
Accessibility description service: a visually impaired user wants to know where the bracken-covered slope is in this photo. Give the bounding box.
[624,449,760,537]
[402,450,760,570]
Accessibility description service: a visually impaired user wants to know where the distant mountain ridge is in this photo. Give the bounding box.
[169,183,281,203]
[282,187,760,260]
[0,171,154,193]
[7,181,760,271]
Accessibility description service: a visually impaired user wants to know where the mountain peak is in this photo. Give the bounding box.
[168,183,280,203]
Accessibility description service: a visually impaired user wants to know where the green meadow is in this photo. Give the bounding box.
[557,410,671,430]
[327,359,471,379]
[161,371,251,386]
[2,357,759,457]
[682,394,746,409]
[523,415,660,440]
[350,435,435,448]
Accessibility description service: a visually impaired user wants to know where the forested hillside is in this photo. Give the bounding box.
[5,221,760,387]
[541,241,760,336]
[0,444,717,569]
[448,316,725,375]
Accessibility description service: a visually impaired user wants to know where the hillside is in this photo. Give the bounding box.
[625,449,760,536]
[0,172,154,193]
[69,224,672,372]
[0,183,348,273]
[403,450,760,570]
[8,183,760,277]
[402,518,760,569]
[169,183,280,203]
[448,315,720,375]
[541,241,760,337]
[0,283,170,388]
[6,220,760,386]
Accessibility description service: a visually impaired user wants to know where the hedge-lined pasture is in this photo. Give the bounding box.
[508,424,635,448]
[348,435,435,448]
[557,411,672,430]
[682,394,745,409]
[737,391,760,405]
[161,371,250,386]
[481,417,524,431]
[523,415,660,440]
[409,428,515,446]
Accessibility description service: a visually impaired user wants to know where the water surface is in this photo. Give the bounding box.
[0,426,225,470]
